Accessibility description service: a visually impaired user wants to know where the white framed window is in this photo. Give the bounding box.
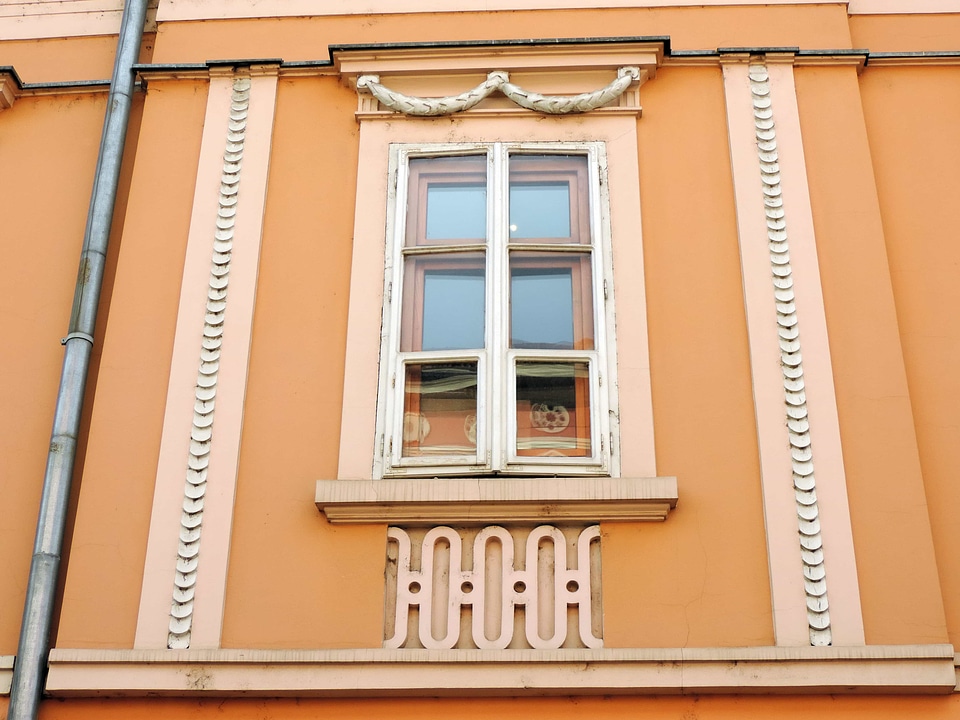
[374,141,619,478]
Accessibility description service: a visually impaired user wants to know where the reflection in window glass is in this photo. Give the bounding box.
[426,184,486,240]
[403,362,478,457]
[511,269,574,349]
[422,270,485,351]
[509,183,571,239]
[515,361,591,457]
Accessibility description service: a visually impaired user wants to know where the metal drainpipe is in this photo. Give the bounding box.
[7,1,149,718]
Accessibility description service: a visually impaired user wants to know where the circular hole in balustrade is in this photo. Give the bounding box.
[409,582,421,594]
[461,581,473,594]
[513,581,526,594]
[566,580,579,593]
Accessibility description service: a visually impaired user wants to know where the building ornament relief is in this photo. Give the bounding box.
[748,60,832,646]
[385,525,602,650]
[356,66,640,116]
[167,75,251,650]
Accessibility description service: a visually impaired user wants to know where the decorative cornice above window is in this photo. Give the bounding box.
[0,69,20,111]
[335,40,664,118]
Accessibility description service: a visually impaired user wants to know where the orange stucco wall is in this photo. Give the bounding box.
[0,91,109,654]
[858,63,960,648]
[150,5,851,66]
[0,35,154,84]
[850,14,960,52]
[2,0,958,698]
[603,66,773,648]
[31,694,960,720]
[55,78,209,648]
[219,76,385,649]
[794,64,948,645]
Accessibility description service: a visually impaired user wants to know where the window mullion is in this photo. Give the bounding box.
[488,143,507,471]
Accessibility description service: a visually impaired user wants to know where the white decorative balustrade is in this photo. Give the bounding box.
[385,525,602,650]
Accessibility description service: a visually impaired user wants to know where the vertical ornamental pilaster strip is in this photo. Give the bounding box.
[167,76,251,649]
[723,53,865,647]
[136,64,279,650]
[747,61,830,646]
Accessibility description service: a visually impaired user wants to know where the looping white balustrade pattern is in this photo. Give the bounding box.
[385,525,602,650]
[748,61,831,646]
[356,67,640,116]
[167,76,251,650]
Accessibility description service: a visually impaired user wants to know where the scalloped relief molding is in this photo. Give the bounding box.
[135,64,279,651]
[165,75,251,650]
[722,53,864,647]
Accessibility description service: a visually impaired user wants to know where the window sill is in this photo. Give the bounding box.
[44,645,957,697]
[0,654,12,695]
[315,476,677,524]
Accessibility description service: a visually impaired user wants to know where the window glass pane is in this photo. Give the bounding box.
[408,155,487,246]
[515,361,591,457]
[508,154,588,244]
[509,184,570,239]
[427,185,486,240]
[511,269,573,349]
[403,362,478,457]
[510,252,594,350]
[401,253,485,352]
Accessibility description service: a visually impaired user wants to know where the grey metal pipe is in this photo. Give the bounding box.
[7,1,149,718]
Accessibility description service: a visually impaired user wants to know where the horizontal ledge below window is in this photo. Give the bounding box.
[0,654,12,695]
[315,476,678,524]
[44,645,956,698]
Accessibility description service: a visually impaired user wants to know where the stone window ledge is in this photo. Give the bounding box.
[43,645,957,697]
[315,476,678,524]
[0,655,12,695]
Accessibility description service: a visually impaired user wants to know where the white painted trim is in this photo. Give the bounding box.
[45,645,956,696]
[135,66,279,650]
[156,0,846,23]
[0,655,13,695]
[316,476,678,523]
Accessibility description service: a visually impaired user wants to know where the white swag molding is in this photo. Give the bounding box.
[356,66,640,116]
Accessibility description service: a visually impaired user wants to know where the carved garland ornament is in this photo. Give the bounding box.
[167,76,251,650]
[749,61,831,646]
[356,66,639,116]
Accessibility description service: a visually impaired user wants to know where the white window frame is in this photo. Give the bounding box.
[374,141,620,478]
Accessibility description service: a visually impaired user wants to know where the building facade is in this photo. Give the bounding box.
[2,0,960,717]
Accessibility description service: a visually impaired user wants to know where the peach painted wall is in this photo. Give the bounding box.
[30,694,960,720]
[602,66,773,648]
[794,65,948,645]
[0,35,155,84]
[56,78,208,648]
[219,76,384,650]
[149,5,851,65]
[0,92,107,654]
[858,64,960,648]
[850,14,960,51]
